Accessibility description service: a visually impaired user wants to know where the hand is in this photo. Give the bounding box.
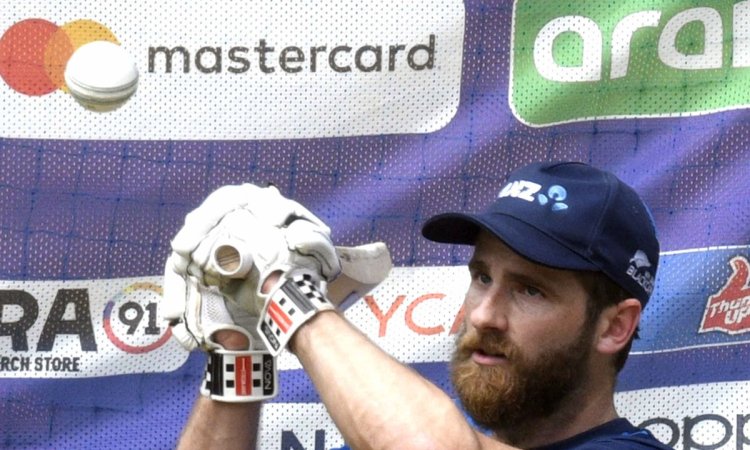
[202,210,340,316]
[161,276,262,352]
[212,329,249,351]
[162,183,340,351]
[175,183,338,277]
[206,273,280,351]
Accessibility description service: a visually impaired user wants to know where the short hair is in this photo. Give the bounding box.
[576,271,638,373]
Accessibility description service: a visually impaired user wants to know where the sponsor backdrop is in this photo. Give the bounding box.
[1,0,749,449]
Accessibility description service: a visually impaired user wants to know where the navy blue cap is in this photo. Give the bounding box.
[422,161,659,305]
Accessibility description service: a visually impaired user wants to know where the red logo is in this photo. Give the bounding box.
[699,256,750,335]
[235,356,252,396]
[0,18,118,95]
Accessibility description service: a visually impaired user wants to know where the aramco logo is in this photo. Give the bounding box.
[0,18,119,96]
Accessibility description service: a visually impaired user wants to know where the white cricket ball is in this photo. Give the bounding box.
[64,40,139,112]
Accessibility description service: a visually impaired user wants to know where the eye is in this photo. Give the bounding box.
[469,267,492,285]
[521,285,543,297]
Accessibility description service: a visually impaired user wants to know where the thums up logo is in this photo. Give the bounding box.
[510,0,750,126]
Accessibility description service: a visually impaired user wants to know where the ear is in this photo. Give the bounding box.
[594,298,641,356]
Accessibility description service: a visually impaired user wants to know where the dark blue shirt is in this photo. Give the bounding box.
[334,419,672,449]
[531,418,672,449]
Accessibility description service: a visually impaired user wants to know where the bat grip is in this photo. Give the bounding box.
[212,240,253,279]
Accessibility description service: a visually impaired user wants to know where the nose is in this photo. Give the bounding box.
[466,289,508,332]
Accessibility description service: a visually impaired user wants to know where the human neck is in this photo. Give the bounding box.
[492,380,618,448]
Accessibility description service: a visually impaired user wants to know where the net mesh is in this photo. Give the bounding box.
[1,0,749,449]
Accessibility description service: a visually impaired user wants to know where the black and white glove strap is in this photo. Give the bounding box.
[200,348,278,402]
[258,271,334,357]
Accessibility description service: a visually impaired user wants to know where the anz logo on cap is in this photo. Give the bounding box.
[498,180,569,212]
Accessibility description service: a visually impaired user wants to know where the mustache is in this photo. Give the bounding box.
[455,328,517,360]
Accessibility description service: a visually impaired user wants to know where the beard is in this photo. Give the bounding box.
[450,322,595,437]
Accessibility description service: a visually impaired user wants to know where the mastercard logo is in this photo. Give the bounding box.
[0,18,119,96]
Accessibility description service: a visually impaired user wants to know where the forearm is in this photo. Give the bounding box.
[177,393,261,450]
[291,311,493,450]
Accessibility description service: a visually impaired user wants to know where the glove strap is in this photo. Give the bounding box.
[258,271,334,356]
[200,348,278,402]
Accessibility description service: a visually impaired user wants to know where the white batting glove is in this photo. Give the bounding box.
[162,267,262,351]
[165,184,340,314]
[162,183,341,358]
[160,272,278,402]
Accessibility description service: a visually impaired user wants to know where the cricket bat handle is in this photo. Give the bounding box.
[211,240,392,307]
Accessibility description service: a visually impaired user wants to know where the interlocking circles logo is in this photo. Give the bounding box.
[0,18,119,96]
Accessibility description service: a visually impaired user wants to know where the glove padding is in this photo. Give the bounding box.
[161,274,279,402]
[163,270,263,351]
[162,183,341,351]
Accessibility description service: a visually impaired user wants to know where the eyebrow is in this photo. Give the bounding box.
[509,271,552,291]
[467,258,488,273]
[468,256,561,293]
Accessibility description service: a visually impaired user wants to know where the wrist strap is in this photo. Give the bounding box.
[258,271,334,356]
[200,348,278,402]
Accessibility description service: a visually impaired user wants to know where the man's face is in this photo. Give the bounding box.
[451,231,597,434]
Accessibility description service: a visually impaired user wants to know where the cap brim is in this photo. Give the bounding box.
[422,212,599,271]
